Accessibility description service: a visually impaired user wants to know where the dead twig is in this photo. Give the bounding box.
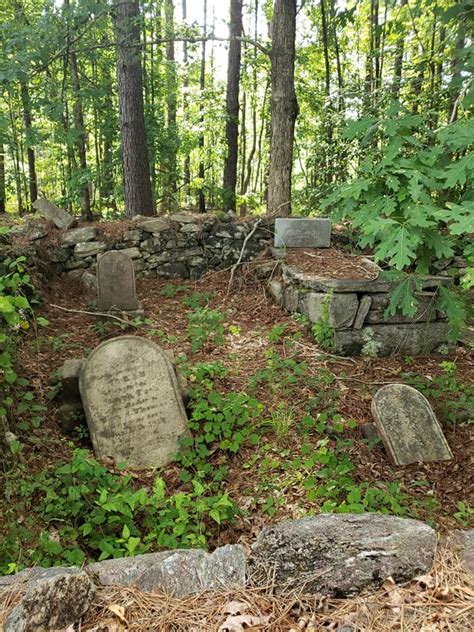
[227,219,262,295]
[49,303,140,328]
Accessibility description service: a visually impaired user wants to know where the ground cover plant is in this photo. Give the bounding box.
[0,267,472,575]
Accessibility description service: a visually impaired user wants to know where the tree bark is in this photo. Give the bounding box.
[182,0,191,203]
[19,81,38,210]
[267,0,298,217]
[222,0,243,213]
[163,0,178,211]
[391,0,407,100]
[197,0,207,213]
[0,145,5,213]
[113,0,154,217]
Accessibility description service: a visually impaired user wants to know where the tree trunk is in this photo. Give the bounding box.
[0,145,5,213]
[391,0,407,100]
[163,0,178,212]
[267,0,297,217]
[19,81,38,210]
[448,17,466,122]
[113,0,154,218]
[197,0,207,213]
[182,0,191,203]
[222,0,243,213]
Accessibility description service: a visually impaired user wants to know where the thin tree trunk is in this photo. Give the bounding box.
[448,17,466,122]
[321,0,331,97]
[222,0,243,213]
[253,78,269,195]
[0,145,5,213]
[197,0,207,213]
[182,0,191,203]
[19,81,38,210]
[113,0,154,217]
[164,0,178,211]
[267,0,298,217]
[391,0,407,99]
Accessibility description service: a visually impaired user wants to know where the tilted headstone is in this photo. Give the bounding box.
[32,197,77,230]
[372,384,453,466]
[79,336,188,468]
[274,218,331,248]
[97,250,139,312]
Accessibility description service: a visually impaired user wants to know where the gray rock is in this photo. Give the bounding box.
[4,570,95,632]
[89,545,246,596]
[26,223,49,241]
[268,280,283,304]
[361,422,380,443]
[64,257,87,271]
[448,530,474,575]
[74,241,106,258]
[366,295,438,324]
[156,262,189,278]
[82,271,97,292]
[32,197,77,230]
[299,292,359,328]
[123,229,143,242]
[250,514,436,597]
[0,566,80,590]
[180,223,201,233]
[61,226,97,245]
[372,384,453,466]
[333,322,451,356]
[58,401,85,433]
[274,218,331,248]
[353,295,372,329]
[47,246,70,264]
[59,358,84,400]
[118,246,141,259]
[97,250,140,312]
[170,213,199,224]
[135,217,170,233]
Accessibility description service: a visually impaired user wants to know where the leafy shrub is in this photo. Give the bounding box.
[187,307,225,352]
[311,293,335,350]
[1,449,236,573]
[321,107,473,337]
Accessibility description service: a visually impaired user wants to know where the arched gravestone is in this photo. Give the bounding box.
[79,336,188,468]
[97,250,139,312]
[372,383,453,466]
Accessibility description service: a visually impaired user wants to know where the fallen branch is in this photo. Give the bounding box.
[227,219,263,294]
[49,303,140,328]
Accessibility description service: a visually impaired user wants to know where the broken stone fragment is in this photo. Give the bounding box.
[250,514,436,597]
[88,545,246,596]
[61,226,97,245]
[3,570,95,632]
[74,241,107,258]
[32,197,77,230]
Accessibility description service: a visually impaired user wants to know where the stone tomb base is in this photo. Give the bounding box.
[266,250,452,356]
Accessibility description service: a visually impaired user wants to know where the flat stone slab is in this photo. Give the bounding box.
[97,250,139,311]
[89,545,246,596]
[250,514,436,597]
[61,226,97,244]
[135,217,171,233]
[299,292,359,328]
[372,384,453,466]
[74,241,106,258]
[333,322,451,356]
[79,336,188,468]
[32,197,77,230]
[274,218,331,248]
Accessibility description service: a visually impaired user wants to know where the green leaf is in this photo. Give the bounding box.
[444,153,474,188]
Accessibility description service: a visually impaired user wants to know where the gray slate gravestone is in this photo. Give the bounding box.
[372,383,453,466]
[274,217,331,248]
[97,250,139,312]
[79,336,188,468]
[32,197,77,230]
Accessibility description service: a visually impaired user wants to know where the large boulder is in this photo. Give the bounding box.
[250,514,436,597]
[3,570,95,631]
[89,545,246,597]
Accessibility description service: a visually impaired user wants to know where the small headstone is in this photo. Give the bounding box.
[79,336,188,468]
[97,250,139,312]
[274,217,331,248]
[372,384,453,466]
[32,197,77,230]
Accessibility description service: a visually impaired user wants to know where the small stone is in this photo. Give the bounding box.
[372,384,453,466]
[74,241,106,258]
[353,295,372,329]
[361,422,380,443]
[170,213,198,223]
[59,358,84,400]
[268,280,283,304]
[33,197,77,230]
[180,223,201,233]
[117,246,141,259]
[4,570,95,632]
[61,226,97,245]
[135,217,170,232]
[299,292,359,328]
[82,271,97,292]
[156,262,189,278]
[26,223,49,241]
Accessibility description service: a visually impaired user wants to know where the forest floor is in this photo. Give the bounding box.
[1,263,473,630]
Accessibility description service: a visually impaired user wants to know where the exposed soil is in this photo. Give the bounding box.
[283,247,380,279]
[6,265,472,552]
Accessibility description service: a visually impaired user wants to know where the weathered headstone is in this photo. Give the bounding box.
[79,336,188,468]
[97,250,140,312]
[274,217,331,248]
[372,383,453,465]
[32,197,77,230]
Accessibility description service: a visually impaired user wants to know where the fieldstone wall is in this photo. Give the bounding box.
[30,214,273,281]
[266,256,453,356]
